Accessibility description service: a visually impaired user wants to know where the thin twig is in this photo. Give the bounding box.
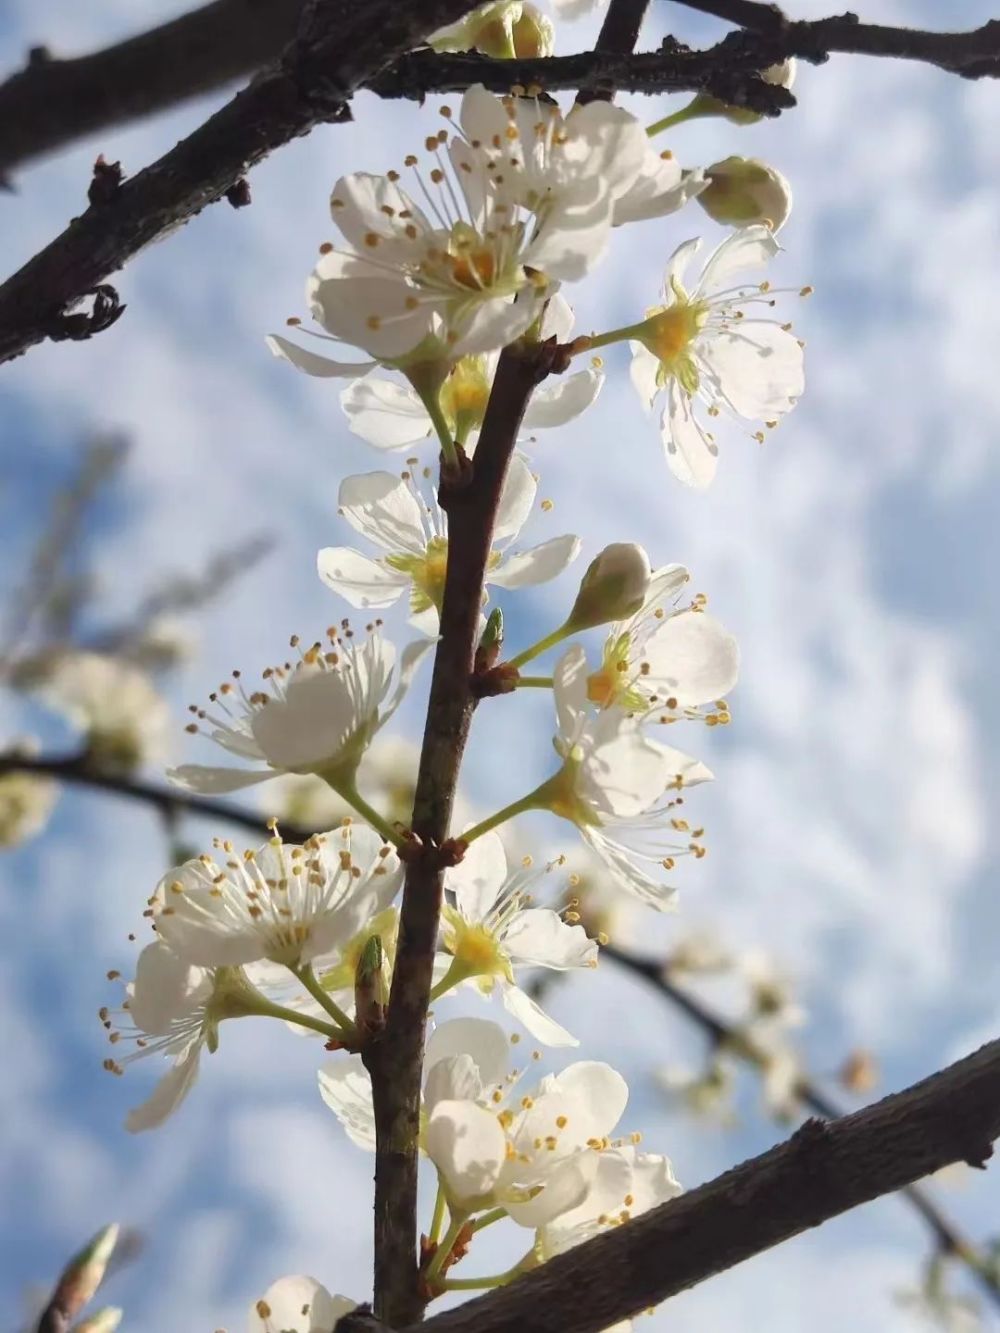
[409,1035,1000,1333]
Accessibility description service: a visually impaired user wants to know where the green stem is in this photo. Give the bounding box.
[506,624,572,671]
[428,1185,447,1248]
[581,318,652,355]
[327,777,403,848]
[418,384,459,470]
[425,1214,466,1283]
[459,788,546,844]
[292,963,356,1034]
[251,995,343,1041]
[429,959,465,1003]
[515,675,553,689]
[440,1259,529,1291]
[469,1207,508,1233]
[646,99,713,136]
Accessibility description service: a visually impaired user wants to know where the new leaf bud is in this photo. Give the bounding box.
[566,544,651,631]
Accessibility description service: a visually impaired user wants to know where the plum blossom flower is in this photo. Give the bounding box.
[434,831,598,1045]
[269,86,647,372]
[629,226,806,487]
[101,940,270,1132]
[250,1276,356,1333]
[318,455,580,632]
[321,1018,630,1226]
[0,741,57,847]
[423,1025,630,1223]
[538,645,713,909]
[152,822,401,970]
[28,651,170,772]
[586,563,738,722]
[169,627,428,795]
[339,296,604,452]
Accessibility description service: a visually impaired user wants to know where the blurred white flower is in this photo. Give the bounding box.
[629,226,806,487]
[33,651,170,772]
[169,628,428,795]
[318,455,579,632]
[435,831,597,1045]
[0,742,57,847]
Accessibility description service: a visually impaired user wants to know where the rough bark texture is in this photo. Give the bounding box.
[363,345,551,1326]
[407,1036,1000,1333]
[0,0,483,365]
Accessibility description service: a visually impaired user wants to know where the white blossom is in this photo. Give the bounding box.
[169,627,427,795]
[423,1023,630,1223]
[152,822,401,970]
[250,1276,356,1333]
[539,645,713,909]
[587,563,738,721]
[435,831,597,1045]
[0,743,57,847]
[318,455,579,631]
[269,86,647,371]
[31,651,170,772]
[629,226,806,487]
[339,296,603,452]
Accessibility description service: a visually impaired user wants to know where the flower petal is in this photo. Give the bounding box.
[663,381,718,489]
[337,471,427,555]
[490,535,581,590]
[426,1099,506,1208]
[266,334,375,379]
[250,1275,355,1333]
[340,376,431,449]
[628,342,660,414]
[699,321,804,419]
[128,942,212,1034]
[523,370,603,430]
[425,1017,511,1092]
[125,1041,201,1133]
[317,547,409,609]
[501,983,579,1047]
[447,830,507,922]
[493,453,537,543]
[166,764,274,794]
[318,1058,377,1151]
[554,645,589,748]
[643,609,740,705]
[502,909,597,970]
[696,224,781,295]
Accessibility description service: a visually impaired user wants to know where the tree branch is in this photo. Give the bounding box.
[362,344,552,1326]
[601,942,1000,1313]
[409,1036,1000,1333]
[4,748,997,1310]
[0,0,306,181]
[0,0,482,367]
[2,7,999,184]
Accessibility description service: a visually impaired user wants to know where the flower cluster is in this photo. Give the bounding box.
[101,64,812,1328]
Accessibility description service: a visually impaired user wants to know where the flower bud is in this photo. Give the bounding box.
[566,544,652,631]
[475,607,504,673]
[696,157,792,233]
[51,1224,120,1320]
[429,2,554,59]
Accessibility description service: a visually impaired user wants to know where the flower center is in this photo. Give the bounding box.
[641,301,706,371]
[450,246,497,290]
[442,905,513,982]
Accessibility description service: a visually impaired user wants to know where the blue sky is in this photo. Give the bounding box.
[2,1,1000,1329]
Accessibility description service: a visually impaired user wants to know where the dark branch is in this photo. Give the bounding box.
[2,7,999,178]
[0,0,482,366]
[364,344,552,1325]
[410,1036,1000,1333]
[3,748,997,1309]
[602,943,1000,1312]
[0,0,305,180]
